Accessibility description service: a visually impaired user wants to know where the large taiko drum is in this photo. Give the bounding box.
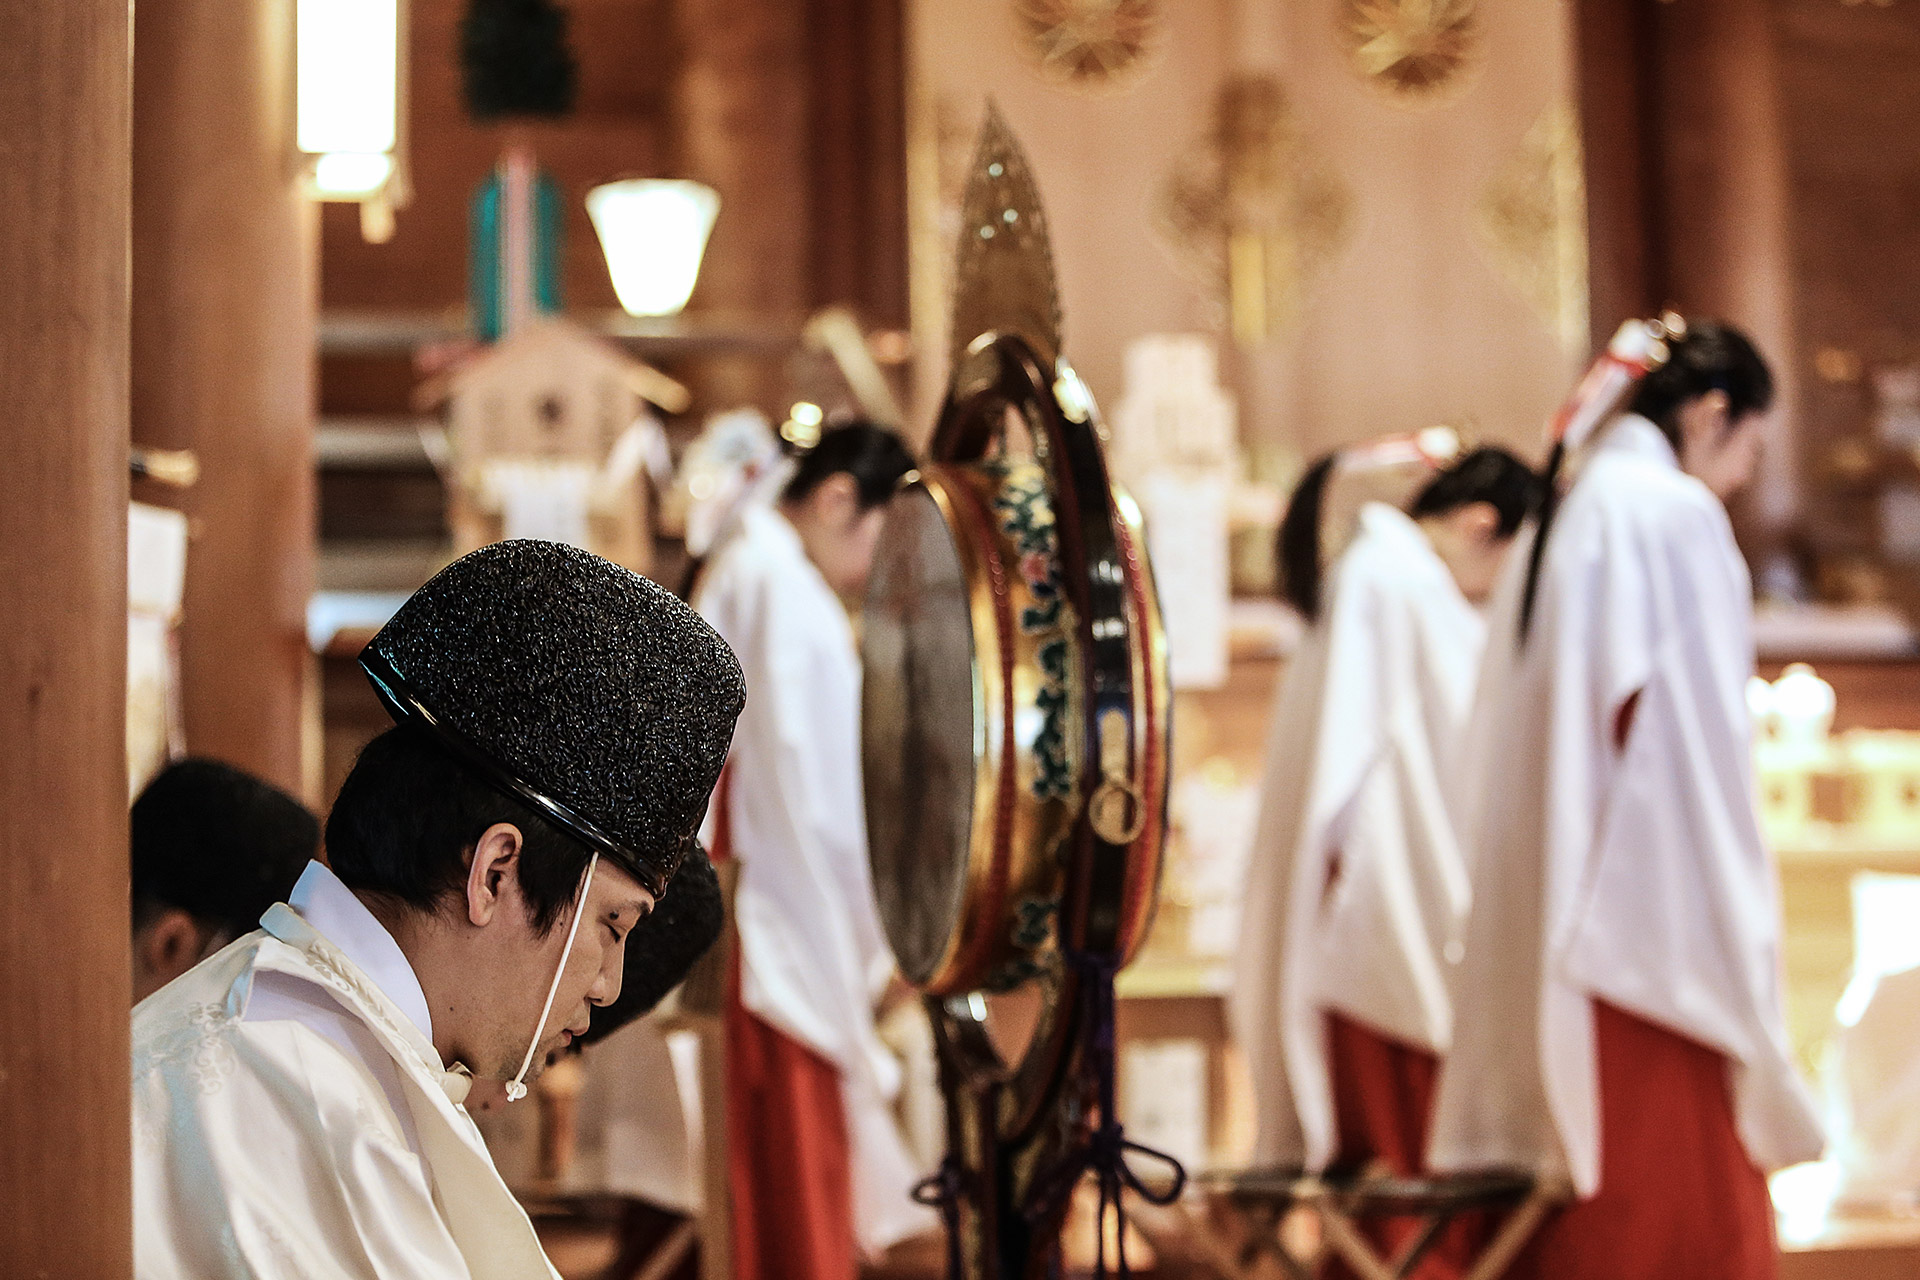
[862,334,1170,1003]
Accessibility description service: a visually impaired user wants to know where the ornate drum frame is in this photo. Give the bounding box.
[863,331,1172,1278]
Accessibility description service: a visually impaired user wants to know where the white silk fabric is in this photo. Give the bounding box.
[132,900,561,1279]
[694,504,935,1255]
[1428,415,1824,1196]
[1229,503,1484,1171]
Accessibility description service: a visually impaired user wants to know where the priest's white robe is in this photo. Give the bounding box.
[133,861,560,1279]
[1428,415,1824,1196]
[1230,502,1483,1171]
[694,504,933,1253]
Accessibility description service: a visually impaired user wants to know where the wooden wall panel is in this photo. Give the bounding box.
[0,0,133,1273]
[321,0,678,314]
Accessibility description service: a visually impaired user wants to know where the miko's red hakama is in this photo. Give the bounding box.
[1325,1012,1484,1280]
[1502,1000,1778,1280]
[711,778,859,1280]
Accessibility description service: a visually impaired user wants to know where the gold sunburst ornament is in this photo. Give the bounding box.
[1015,0,1164,93]
[1343,0,1479,103]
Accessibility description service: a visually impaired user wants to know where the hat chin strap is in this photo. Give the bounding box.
[505,852,599,1103]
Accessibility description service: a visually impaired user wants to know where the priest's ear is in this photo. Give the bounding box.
[464,823,526,928]
[133,905,210,1001]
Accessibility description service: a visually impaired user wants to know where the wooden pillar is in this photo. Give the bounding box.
[0,1,133,1276]
[805,0,910,330]
[1573,0,1802,533]
[132,0,317,798]
[1571,0,1664,342]
[1653,0,1802,532]
[671,0,810,411]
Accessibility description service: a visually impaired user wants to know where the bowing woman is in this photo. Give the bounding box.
[1428,322,1825,1280]
[693,421,935,1280]
[1231,445,1542,1278]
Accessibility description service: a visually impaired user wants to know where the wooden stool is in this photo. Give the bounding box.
[1186,1167,1558,1280]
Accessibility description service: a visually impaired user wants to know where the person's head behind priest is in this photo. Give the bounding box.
[132,758,319,1004]
[1409,446,1544,604]
[779,419,915,597]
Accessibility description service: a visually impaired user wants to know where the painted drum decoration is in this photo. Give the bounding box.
[863,439,1170,996]
[864,458,1083,996]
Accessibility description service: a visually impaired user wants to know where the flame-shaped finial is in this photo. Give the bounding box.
[948,102,1063,373]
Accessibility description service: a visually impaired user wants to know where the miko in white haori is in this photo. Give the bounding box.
[1429,322,1825,1280]
[1231,445,1541,1275]
[694,422,936,1280]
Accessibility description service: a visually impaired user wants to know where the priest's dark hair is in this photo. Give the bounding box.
[1625,320,1775,451]
[1410,447,1545,539]
[1519,318,1772,644]
[1276,452,1340,622]
[325,725,594,935]
[783,419,916,510]
[133,758,319,941]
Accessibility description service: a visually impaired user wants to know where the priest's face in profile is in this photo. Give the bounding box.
[426,822,654,1083]
[1675,389,1766,500]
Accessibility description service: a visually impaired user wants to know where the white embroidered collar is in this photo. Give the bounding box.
[287,860,435,1044]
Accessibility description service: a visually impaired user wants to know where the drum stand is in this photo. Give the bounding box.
[1185,1169,1561,1280]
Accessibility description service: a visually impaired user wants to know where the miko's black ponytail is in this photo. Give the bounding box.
[1276,453,1340,622]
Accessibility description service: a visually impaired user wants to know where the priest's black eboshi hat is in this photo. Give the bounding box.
[359,540,745,898]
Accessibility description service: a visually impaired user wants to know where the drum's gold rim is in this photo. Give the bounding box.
[1113,488,1172,965]
[904,469,1003,992]
[912,462,1080,996]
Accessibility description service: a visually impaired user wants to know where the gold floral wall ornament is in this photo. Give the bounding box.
[1474,102,1590,354]
[1014,0,1165,94]
[1342,0,1480,104]
[1155,74,1353,345]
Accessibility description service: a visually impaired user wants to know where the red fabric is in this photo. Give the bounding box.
[1325,1012,1483,1280]
[711,773,858,1280]
[725,970,857,1280]
[1503,1000,1779,1280]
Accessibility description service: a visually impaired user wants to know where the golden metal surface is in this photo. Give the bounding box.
[949,103,1063,374]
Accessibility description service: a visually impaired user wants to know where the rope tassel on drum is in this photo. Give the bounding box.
[861,101,1175,1280]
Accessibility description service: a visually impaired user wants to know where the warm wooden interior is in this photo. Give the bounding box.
[0,2,134,1276]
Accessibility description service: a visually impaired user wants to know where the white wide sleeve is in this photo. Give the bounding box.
[724,565,895,1082]
[135,1021,473,1280]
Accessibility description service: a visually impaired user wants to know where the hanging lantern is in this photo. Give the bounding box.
[586,180,721,318]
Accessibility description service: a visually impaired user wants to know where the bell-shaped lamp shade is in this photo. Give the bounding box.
[587,180,720,318]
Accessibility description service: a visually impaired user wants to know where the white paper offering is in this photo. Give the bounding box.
[481,459,597,550]
[127,502,189,798]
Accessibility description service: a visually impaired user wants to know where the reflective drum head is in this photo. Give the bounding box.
[862,483,978,987]
[863,458,1088,995]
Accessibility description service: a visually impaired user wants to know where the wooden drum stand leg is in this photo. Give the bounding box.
[1458,1188,1556,1280]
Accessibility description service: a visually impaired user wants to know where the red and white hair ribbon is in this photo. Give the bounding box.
[1551,314,1686,455]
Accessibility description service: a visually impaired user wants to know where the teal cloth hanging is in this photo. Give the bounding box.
[469,168,565,341]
